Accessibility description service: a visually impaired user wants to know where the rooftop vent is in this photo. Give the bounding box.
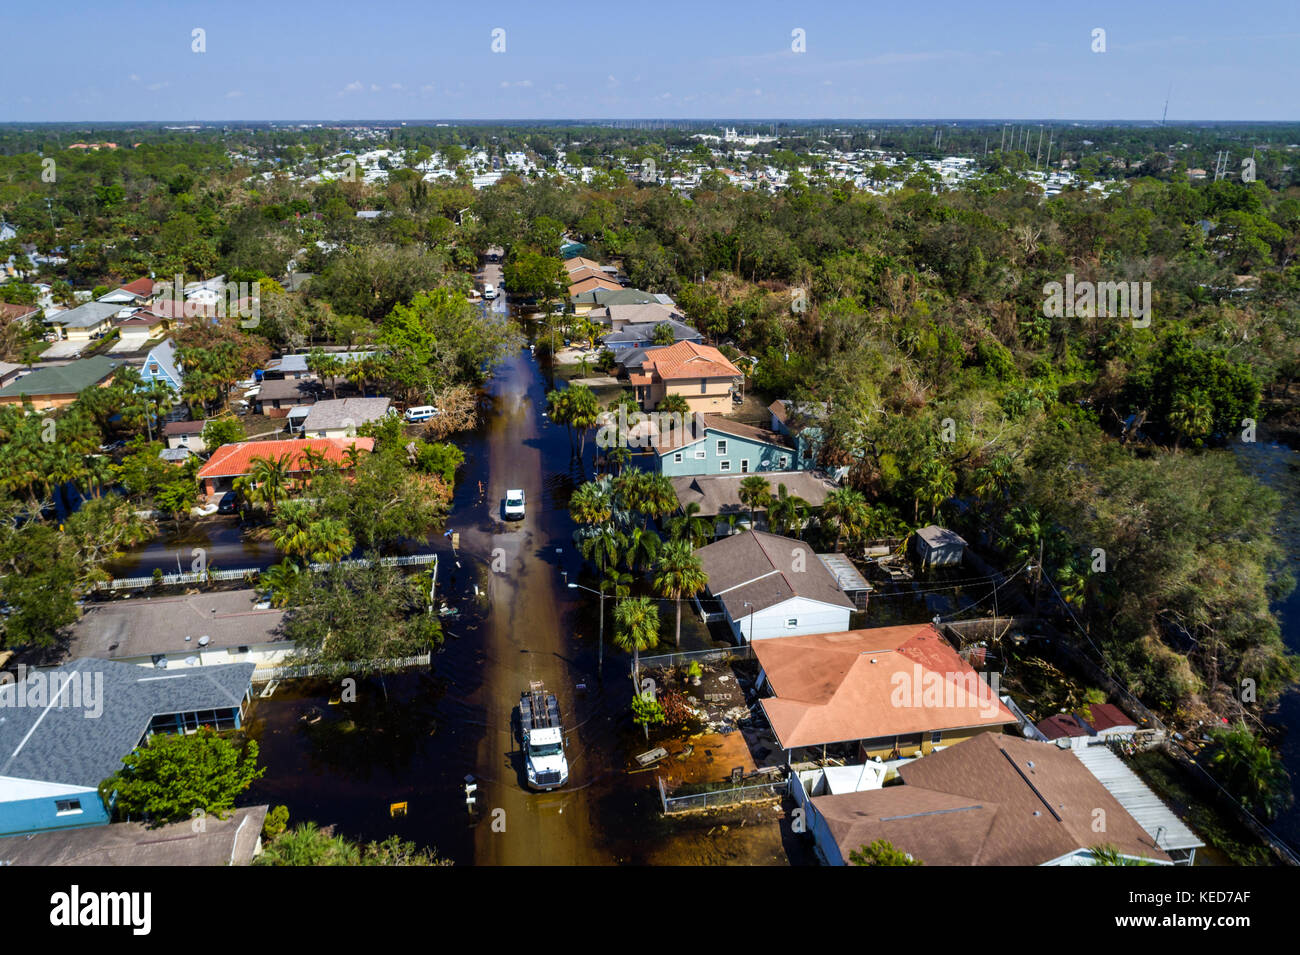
[198,635,210,647]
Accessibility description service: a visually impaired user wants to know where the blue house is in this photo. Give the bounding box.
[0,658,255,836]
[768,399,827,470]
[139,338,182,393]
[653,414,797,477]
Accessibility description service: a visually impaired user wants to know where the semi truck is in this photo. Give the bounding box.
[519,682,569,791]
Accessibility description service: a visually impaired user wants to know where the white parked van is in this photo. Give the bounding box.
[404,405,439,423]
[482,283,496,300]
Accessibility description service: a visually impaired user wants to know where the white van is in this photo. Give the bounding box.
[404,405,439,423]
[482,283,496,300]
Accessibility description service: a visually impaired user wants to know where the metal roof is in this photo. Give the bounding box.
[1072,746,1204,852]
[816,553,873,594]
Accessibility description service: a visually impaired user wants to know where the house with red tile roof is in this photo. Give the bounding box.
[622,340,742,413]
[195,437,374,497]
[753,624,1018,760]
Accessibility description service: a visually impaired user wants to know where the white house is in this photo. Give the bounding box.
[65,589,292,672]
[693,530,856,642]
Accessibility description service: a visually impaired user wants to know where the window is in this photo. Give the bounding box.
[694,447,706,460]
[700,378,707,394]
[719,460,731,472]
[930,730,943,744]
[780,455,790,468]
[785,618,798,628]
[673,452,683,464]
[740,459,749,473]
[55,799,82,815]
[716,439,728,455]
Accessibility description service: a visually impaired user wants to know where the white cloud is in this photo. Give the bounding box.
[146,80,169,91]
[129,74,140,83]
[390,83,403,90]
[341,81,364,93]
[226,90,243,98]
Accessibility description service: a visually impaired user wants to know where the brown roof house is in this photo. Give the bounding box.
[805,733,1173,866]
[755,624,1017,761]
[694,530,857,643]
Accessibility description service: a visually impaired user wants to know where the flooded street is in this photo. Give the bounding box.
[239,326,778,864]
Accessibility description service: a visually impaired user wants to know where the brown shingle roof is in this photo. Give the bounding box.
[695,530,854,620]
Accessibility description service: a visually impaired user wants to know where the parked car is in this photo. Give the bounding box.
[503,489,526,520]
[217,490,239,515]
[404,405,439,423]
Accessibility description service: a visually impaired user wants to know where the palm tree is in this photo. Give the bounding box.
[624,526,662,574]
[306,517,354,564]
[654,540,709,647]
[272,501,317,562]
[569,481,612,526]
[822,486,870,549]
[657,393,690,416]
[666,500,711,549]
[260,559,302,607]
[1168,390,1214,451]
[613,596,660,680]
[246,453,294,515]
[913,457,955,522]
[738,475,772,528]
[578,524,625,576]
[605,445,631,476]
[766,483,808,537]
[638,473,678,527]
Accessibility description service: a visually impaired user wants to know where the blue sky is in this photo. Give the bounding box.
[3,1,1297,122]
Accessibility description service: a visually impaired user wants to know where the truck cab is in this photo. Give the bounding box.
[503,488,525,520]
[519,683,569,791]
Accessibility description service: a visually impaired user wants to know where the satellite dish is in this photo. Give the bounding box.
[197,635,210,647]
[184,656,200,666]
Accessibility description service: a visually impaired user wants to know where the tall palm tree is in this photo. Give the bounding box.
[738,474,772,528]
[613,596,660,681]
[657,393,690,416]
[654,540,709,647]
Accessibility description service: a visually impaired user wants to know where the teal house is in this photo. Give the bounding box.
[0,658,254,836]
[139,338,183,393]
[653,415,797,477]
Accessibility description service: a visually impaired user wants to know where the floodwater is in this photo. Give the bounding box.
[239,338,790,865]
[1234,438,1300,855]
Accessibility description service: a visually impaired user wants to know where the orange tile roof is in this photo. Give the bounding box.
[564,256,604,273]
[197,437,374,480]
[568,276,622,296]
[642,340,741,381]
[755,625,1018,750]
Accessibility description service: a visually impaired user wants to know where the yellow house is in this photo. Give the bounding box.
[623,340,742,413]
[43,301,119,342]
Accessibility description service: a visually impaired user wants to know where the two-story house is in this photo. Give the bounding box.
[652,414,796,476]
[623,341,742,413]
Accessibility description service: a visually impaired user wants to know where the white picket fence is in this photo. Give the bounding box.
[95,552,439,591]
[250,653,432,684]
